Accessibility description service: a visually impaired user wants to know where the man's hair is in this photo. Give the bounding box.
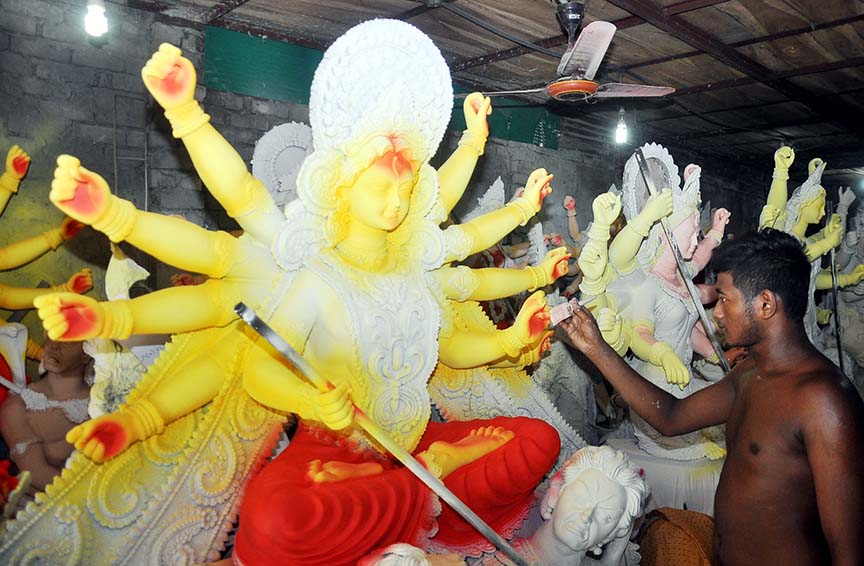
[710,228,811,322]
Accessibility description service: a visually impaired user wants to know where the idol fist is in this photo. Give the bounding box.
[315,382,354,431]
[61,217,86,240]
[141,43,197,110]
[5,145,30,180]
[711,208,731,233]
[539,247,571,284]
[51,155,111,225]
[592,192,622,226]
[773,146,795,171]
[67,413,137,463]
[577,240,607,282]
[642,189,673,223]
[522,168,553,211]
[462,92,491,138]
[65,268,94,294]
[34,292,104,341]
[512,290,550,345]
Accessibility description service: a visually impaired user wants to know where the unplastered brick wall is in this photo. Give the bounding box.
[0,0,311,299]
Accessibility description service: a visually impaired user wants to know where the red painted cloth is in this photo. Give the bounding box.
[0,353,15,406]
[234,416,559,566]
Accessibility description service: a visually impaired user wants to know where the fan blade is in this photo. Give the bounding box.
[592,83,676,98]
[454,87,547,98]
[558,21,616,80]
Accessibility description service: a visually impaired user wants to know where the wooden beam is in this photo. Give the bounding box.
[668,56,864,97]
[606,0,864,136]
[619,14,864,72]
[644,86,864,124]
[393,4,433,20]
[212,19,330,51]
[203,0,251,23]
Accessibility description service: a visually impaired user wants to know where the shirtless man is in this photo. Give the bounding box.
[0,338,91,493]
[561,228,864,565]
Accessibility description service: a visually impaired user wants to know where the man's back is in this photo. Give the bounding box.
[715,354,864,565]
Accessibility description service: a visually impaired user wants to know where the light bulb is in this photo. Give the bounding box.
[614,107,628,144]
[85,1,108,37]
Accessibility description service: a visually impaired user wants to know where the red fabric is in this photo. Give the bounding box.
[0,353,14,406]
[234,416,559,566]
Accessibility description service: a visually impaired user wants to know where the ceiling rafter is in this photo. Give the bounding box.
[202,0,250,24]
[618,14,864,72]
[606,0,864,137]
[643,86,864,124]
[449,0,730,72]
[212,18,330,51]
[669,56,864,97]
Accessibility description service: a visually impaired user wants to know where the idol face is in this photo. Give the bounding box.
[552,467,627,551]
[672,212,700,259]
[799,193,826,226]
[347,152,415,232]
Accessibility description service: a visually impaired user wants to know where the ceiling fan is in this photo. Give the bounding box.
[460,19,676,103]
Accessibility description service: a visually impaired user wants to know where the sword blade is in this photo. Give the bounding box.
[234,303,533,566]
[634,149,732,373]
[826,201,846,376]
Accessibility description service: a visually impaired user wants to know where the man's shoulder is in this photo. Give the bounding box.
[793,362,864,429]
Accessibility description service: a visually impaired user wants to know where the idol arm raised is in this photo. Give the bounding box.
[758,146,795,230]
[442,168,553,263]
[436,93,491,216]
[608,189,673,275]
[436,246,569,301]
[141,44,283,245]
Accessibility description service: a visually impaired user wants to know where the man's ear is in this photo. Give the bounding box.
[756,289,778,319]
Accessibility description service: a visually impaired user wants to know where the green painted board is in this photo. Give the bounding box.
[204,26,322,104]
[204,26,559,149]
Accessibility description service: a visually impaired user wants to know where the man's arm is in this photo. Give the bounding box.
[801,377,864,566]
[560,304,736,435]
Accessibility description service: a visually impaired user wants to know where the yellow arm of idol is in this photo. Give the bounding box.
[242,340,321,420]
[579,193,622,295]
[436,93,491,216]
[609,189,673,275]
[239,271,355,430]
[815,265,864,290]
[0,219,76,271]
[0,268,93,310]
[66,345,235,462]
[760,146,795,230]
[141,44,283,245]
[49,154,262,282]
[629,321,690,389]
[0,145,31,215]
[436,247,569,301]
[35,280,238,342]
[805,215,843,261]
[438,290,550,369]
[443,169,553,263]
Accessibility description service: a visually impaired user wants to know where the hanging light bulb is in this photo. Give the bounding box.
[85,0,108,37]
[614,107,628,144]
